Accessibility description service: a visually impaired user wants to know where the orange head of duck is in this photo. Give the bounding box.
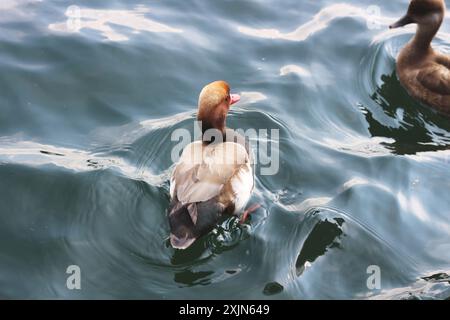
[197,81,240,136]
[390,0,446,29]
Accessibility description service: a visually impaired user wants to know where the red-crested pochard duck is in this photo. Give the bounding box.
[390,0,450,116]
[168,81,257,249]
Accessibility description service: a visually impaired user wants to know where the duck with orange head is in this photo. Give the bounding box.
[167,81,255,250]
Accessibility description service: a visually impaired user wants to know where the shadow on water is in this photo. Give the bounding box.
[295,215,344,276]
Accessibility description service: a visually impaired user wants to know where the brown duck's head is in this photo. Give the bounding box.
[197,81,240,135]
[390,0,446,29]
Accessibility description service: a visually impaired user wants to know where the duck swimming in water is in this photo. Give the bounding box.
[390,0,450,115]
[168,81,256,249]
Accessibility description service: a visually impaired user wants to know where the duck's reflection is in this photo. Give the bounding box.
[169,237,213,287]
[169,236,210,266]
[170,216,246,287]
[364,70,450,155]
[174,270,214,287]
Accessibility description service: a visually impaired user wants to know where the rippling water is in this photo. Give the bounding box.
[1,0,450,299]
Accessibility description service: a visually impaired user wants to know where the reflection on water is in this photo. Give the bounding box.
[364,71,450,155]
[49,6,182,41]
[373,271,450,300]
[238,4,392,42]
[280,63,334,91]
[0,0,450,299]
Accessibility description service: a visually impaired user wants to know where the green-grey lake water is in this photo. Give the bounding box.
[1,0,450,299]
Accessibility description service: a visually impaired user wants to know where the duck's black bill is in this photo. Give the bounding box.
[389,15,414,29]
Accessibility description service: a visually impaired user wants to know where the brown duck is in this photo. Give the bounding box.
[390,0,450,115]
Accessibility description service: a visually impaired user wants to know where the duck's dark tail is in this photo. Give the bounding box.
[168,199,226,250]
[168,202,196,249]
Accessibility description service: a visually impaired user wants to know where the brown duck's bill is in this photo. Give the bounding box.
[390,15,414,29]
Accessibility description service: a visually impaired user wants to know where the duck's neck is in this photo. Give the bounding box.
[200,121,226,145]
[411,19,442,53]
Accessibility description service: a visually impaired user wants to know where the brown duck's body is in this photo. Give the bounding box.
[391,0,450,116]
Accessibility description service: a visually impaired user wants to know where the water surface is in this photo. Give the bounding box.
[1,0,450,299]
